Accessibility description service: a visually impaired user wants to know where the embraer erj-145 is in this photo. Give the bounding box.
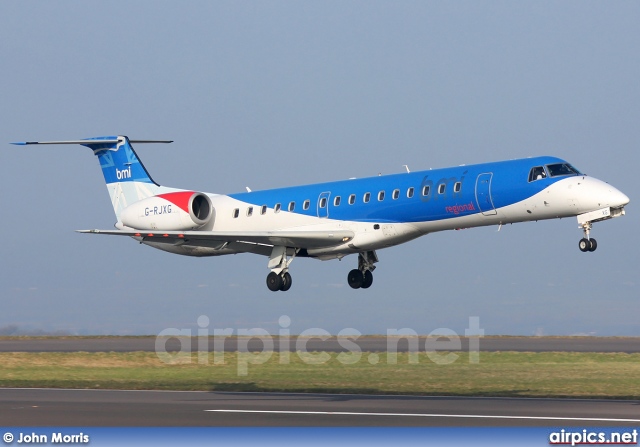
[14,136,629,292]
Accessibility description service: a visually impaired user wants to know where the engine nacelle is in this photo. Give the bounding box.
[120,191,214,231]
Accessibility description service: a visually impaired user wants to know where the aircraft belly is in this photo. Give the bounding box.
[144,238,281,257]
[342,222,422,251]
[142,241,232,257]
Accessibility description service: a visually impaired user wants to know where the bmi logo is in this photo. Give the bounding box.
[116,166,132,180]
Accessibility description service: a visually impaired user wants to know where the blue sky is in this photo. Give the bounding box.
[1,1,638,336]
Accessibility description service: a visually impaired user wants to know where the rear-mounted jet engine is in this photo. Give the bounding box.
[119,192,214,231]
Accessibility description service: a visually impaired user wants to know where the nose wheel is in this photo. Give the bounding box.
[578,222,597,252]
[578,238,597,252]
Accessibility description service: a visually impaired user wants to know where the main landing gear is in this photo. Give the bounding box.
[264,248,380,291]
[266,246,297,292]
[578,221,597,253]
[348,251,378,290]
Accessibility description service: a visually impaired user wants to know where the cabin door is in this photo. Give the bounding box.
[475,173,497,216]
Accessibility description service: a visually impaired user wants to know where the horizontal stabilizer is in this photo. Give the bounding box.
[12,140,172,145]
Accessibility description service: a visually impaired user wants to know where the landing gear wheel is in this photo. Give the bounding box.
[347,269,364,289]
[578,238,590,252]
[266,272,283,291]
[588,238,597,252]
[280,272,292,291]
[361,270,374,289]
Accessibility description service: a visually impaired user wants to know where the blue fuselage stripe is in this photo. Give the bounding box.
[229,156,573,223]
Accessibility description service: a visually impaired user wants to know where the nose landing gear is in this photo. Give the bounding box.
[578,222,597,252]
[576,206,628,253]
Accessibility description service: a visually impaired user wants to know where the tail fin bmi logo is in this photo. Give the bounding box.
[116,166,132,180]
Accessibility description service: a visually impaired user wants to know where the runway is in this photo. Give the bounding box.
[3,337,638,427]
[1,336,639,353]
[1,388,639,427]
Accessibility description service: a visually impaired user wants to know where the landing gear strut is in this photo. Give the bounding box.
[578,222,597,253]
[348,251,378,289]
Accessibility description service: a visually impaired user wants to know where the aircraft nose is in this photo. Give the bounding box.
[575,177,630,211]
[611,188,630,208]
[592,179,629,208]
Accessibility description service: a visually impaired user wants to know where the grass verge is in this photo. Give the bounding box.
[1,351,639,399]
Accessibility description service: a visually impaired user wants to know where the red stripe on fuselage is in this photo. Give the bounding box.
[157,191,194,213]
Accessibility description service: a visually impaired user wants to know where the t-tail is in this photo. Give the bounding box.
[12,136,176,219]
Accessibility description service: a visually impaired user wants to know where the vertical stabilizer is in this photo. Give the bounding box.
[81,136,163,219]
[13,136,175,220]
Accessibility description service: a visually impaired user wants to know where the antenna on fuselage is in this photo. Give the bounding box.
[403,165,410,173]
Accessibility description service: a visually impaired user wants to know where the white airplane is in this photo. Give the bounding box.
[13,136,629,291]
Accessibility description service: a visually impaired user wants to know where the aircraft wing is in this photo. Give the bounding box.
[77,229,354,250]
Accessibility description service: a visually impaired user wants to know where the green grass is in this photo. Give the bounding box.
[1,351,640,399]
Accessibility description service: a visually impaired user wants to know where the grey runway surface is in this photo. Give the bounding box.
[1,336,639,353]
[1,388,639,427]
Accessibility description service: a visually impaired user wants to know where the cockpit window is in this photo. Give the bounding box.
[528,166,547,182]
[546,163,581,177]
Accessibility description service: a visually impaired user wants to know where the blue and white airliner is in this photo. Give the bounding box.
[14,136,629,292]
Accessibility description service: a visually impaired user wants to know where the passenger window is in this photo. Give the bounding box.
[334,196,341,206]
[392,189,400,200]
[407,187,414,198]
[528,166,547,182]
[233,208,239,218]
[247,206,253,217]
[288,201,295,212]
[319,197,327,208]
[454,182,461,193]
[348,194,356,205]
[378,191,385,201]
[438,184,446,194]
[303,200,310,210]
[261,205,267,215]
[364,192,371,203]
[422,185,430,196]
[274,203,281,213]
